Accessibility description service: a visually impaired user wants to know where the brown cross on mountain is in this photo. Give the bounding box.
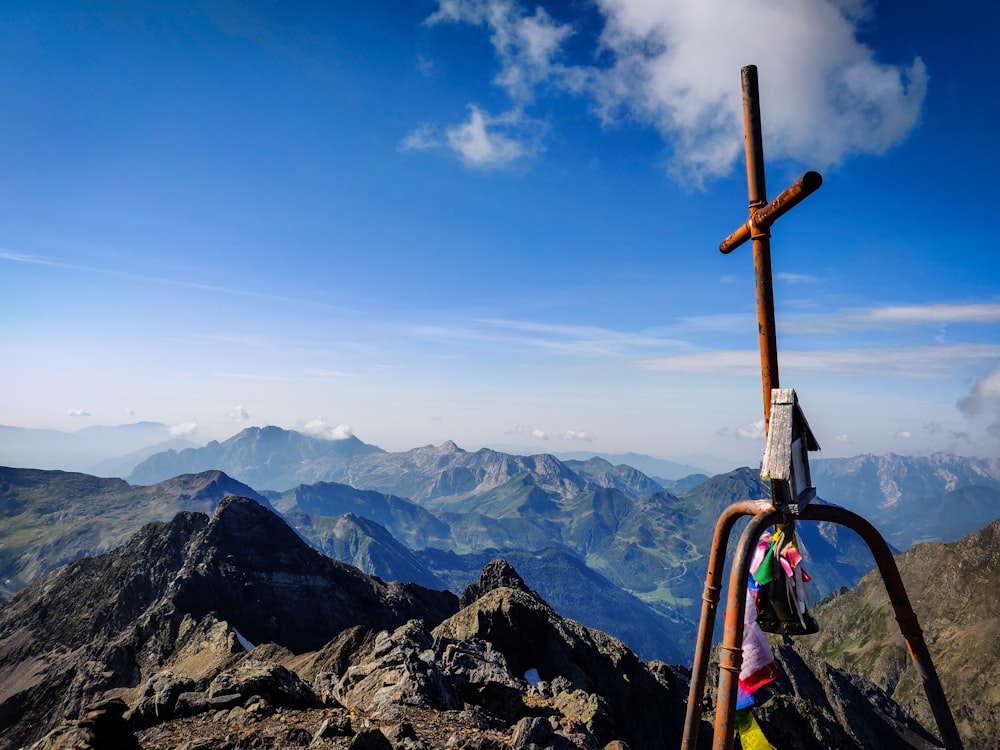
[719,65,822,434]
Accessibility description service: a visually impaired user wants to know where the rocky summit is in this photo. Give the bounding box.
[0,495,953,749]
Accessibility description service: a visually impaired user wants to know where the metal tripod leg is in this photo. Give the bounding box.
[679,502,964,750]
[680,501,777,750]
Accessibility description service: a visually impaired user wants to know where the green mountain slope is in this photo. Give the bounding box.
[273,481,453,550]
[805,518,1000,744]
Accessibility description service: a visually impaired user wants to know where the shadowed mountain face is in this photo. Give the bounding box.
[0,496,458,748]
[165,497,459,652]
[0,501,947,750]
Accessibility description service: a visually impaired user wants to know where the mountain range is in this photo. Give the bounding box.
[0,462,874,663]
[0,423,997,745]
[0,494,957,749]
[2,433,997,664]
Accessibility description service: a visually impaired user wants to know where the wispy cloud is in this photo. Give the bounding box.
[958,361,1000,439]
[1,247,359,313]
[447,106,544,168]
[777,272,819,284]
[216,372,296,381]
[427,1,580,100]
[1,249,74,268]
[409,316,694,358]
[420,0,926,182]
[472,317,691,354]
[404,106,545,168]
[169,421,198,436]
[408,305,999,369]
[783,302,1000,335]
[230,405,250,421]
[736,418,765,440]
[304,368,355,378]
[508,424,549,440]
[65,408,92,417]
[399,123,440,152]
[300,419,354,440]
[861,303,1000,324]
[639,344,1000,378]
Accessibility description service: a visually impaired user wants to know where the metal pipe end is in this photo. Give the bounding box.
[802,170,823,191]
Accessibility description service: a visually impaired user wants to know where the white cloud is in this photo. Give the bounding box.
[424,0,927,182]
[402,107,543,167]
[958,362,1000,440]
[897,430,913,439]
[590,0,927,182]
[563,429,595,441]
[301,419,354,440]
[959,362,1000,416]
[446,106,543,168]
[530,428,548,439]
[428,1,578,100]
[65,408,91,417]
[399,123,440,152]
[169,421,198,436]
[736,418,766,440]
[230,405,250,421]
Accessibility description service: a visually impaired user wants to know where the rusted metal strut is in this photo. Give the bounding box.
[678,502,964,750]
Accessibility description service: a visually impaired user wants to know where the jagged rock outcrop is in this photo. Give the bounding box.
[433,560,686,748]
[166,496,457,652]
[0,496,959,750]
[0,496,458,747]
[333,620,459,714]
[458,559,533,608]
[703,644,942,750]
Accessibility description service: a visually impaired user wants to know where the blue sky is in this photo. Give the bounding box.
[1,0,998,467]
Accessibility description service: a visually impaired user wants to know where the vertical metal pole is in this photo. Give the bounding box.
[711,508,782,750]
[741,65,780,434]
[681,501,776,750]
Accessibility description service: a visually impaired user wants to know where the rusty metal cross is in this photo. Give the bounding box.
[678,66,964,750]
[719,65,822,435]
